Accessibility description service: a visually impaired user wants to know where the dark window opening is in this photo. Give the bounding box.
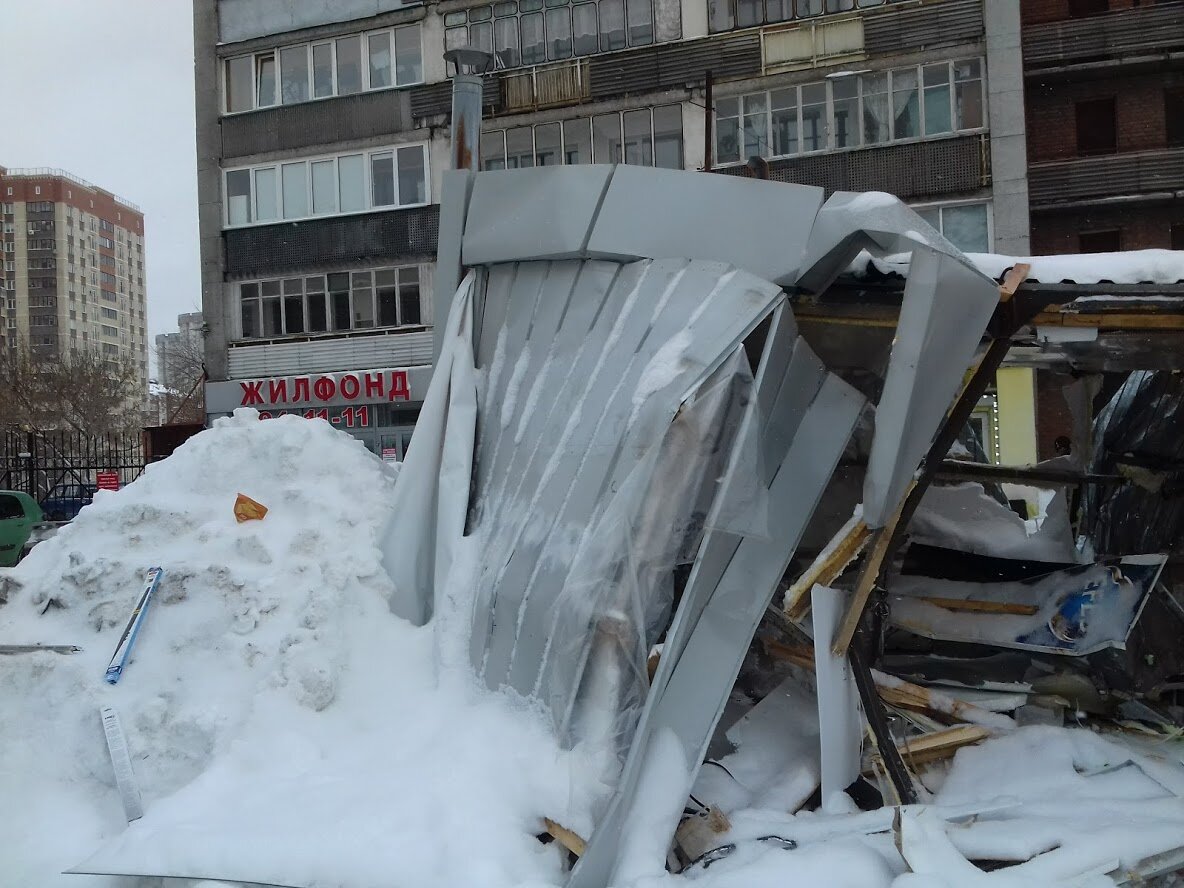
[1171,223,1184,251]
[1166,90,1184,148]
[1075,97,1117,156]
[1079,229,1121,253]
[1068,0,1108,16]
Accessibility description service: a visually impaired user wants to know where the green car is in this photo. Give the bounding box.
[0,490,43,567]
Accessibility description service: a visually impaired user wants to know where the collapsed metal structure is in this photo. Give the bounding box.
[378,164,1000,884]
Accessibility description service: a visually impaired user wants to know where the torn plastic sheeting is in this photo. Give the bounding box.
[888,554,1167,656]
[1082,370,1184,557]
[541,347,771,774]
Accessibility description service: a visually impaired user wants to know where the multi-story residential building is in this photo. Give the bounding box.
[194,0,1029,458]
[0,167,149,391]
[1022,0,1184,256]
[155,311,206,392]
[1020,0,1184,459]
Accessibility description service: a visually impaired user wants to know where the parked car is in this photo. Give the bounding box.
[39,483,96,522]
[0,491,44,567]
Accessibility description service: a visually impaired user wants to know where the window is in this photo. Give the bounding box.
[223,145,430,227]
[482,106,683,169]
[256,53,277,107]
[913,202,991,253]
[1079,230,1121,253]
[1171,223,1184,251]
[450,0,650,69]
[336,36,363,95]
[222,25,423,113]
[715,60,986,164]
[237,265,426,338]
[1068,0,1108,16]
[1166,90,1184,148]
[280,45,310,104]
[1075,97,1116,156]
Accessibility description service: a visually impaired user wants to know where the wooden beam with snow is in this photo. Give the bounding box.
[892,725,991,767]
[784,516,871,620]
[543,818,587,857]
[997,262,1031,302]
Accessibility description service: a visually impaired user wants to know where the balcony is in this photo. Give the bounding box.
[224,206,440,278]
[1028,148,1184,208]
[715,133,989,201]
[1023,2,1184,70]
[502,59,591,112]
[761,14,865,75]
[227,329,433,378]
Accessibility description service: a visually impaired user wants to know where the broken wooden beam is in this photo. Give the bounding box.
[784,515,870,620]
[893,725,991,767]
[543,818,587,857]
[935,459,1125,488]
[832,505,904,657]
[907,596,1039,617]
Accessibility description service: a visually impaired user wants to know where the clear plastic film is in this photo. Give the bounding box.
[525,347,769,797]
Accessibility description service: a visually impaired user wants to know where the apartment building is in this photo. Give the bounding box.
[0,167,149,391]
[194,0,1027,456]
[1022,0,1184,255]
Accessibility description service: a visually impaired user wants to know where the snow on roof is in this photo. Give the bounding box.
[847,248,1184,286]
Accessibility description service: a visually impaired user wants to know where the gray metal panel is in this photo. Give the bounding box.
[1028,148,1184,207]
[221,90,414,160]
[587,165,823,284]
[218,0,415,43]
[223,207,439,277]
[569,367,865,888]
[226,330,433,377]
[462,166,614,265]
[1022,3,1184,68]
[714,134,989,201]
[863,0,983,54]
[794,189,954,294]
[861,244,998,528]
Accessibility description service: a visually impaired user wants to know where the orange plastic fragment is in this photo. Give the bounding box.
[233,493,269,523]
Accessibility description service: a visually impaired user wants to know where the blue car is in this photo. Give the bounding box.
[40,484,96,522]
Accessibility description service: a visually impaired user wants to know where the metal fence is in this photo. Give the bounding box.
[0,429,144,515]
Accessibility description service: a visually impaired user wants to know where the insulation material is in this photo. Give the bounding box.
[889,554,1167,656]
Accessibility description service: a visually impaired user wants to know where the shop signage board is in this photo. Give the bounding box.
[204,365,433,416]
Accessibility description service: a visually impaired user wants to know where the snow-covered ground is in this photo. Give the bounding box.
[2,411,1182,887]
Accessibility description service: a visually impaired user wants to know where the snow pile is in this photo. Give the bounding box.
[0,410,599,888]
[847,247,1184,286]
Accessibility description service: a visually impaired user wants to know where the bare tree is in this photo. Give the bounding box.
[0,344,143,435]
[152,333,206,425]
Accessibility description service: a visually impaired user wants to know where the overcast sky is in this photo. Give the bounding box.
[0,0,198,377]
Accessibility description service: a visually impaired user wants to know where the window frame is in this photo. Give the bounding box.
[235,264,429,340]
[909,199,994,254]
[713,58,987,166]
[222,143,432,229]
[220,23,424,115]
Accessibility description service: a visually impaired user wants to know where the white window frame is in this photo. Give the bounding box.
[220,23,424,115]
[910,199,994,253]
[713,58,988,166]
[221,143,432,229]
[235,263,430,339]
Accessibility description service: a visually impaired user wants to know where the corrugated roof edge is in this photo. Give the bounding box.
[846,248,1184,286]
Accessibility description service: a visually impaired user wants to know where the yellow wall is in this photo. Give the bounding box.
[995,367,1038,466]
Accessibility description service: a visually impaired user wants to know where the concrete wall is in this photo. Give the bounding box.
[219,0,414,43]
[195,0,232,381]
[984,0,1030,254]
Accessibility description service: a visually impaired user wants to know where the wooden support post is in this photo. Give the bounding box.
[849,639,918,805]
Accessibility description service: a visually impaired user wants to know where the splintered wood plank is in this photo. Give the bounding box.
[784,517,870,620]
[998,262,1032,302]
[894,725,990,766]
[544,818,587,857]
[910,596,1039,616]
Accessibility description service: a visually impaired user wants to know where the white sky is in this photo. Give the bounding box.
[0,0,199,376]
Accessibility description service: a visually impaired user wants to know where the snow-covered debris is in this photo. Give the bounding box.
[847,248,1184,286]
